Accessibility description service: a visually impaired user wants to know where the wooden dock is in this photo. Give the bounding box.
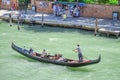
[98,27,120,38]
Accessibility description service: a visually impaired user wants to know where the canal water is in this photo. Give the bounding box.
[0,21,120,80]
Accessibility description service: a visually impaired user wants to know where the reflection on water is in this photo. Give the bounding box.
[13,54,37,62]
[66,67,95,72]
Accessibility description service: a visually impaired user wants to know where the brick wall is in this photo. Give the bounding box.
[83,4,120,19]
[32,1,120,19]
[0,0,1,8]
[36,1,53,13]
[31,0,53,13]
[1,0,120,19]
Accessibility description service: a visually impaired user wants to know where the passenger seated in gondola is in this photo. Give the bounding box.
[35,53,41,57]
[68,60,79,63]
[40,49,48,58]
[49,54,59,60]
[57,54,64,62]
[50,54,64,61]
[31,52,37,56]
[28,48,33,54]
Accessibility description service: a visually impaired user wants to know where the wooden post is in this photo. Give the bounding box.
[40,1,45,28]
[17,15,20,31]
[94,18,98,36]
[41,11,44,28]
[9,12,12,26]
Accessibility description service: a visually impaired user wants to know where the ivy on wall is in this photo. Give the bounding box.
[58,0,118,5]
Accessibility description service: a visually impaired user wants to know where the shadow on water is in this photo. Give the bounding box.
[21,24,94,35]
[13,54,36,62]
[66,67,95,72]
[13,54,96,71]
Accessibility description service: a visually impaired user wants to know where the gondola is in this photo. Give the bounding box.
[11,43,101,67]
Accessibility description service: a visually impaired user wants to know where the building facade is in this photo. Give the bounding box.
[0,0,120,19]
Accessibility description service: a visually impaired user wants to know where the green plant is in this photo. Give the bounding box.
[108,0,118,5]
[58,0,118,5]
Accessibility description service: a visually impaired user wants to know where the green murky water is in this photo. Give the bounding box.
[0,21,120,80]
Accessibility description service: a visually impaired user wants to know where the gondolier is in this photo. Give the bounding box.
[74,44,83,62]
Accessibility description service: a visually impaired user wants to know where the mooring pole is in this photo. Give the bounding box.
[9,12,12,26]
[94,18,98,36]
[41,12,44,28]
[40,1,44,28]
[17,15,20,31]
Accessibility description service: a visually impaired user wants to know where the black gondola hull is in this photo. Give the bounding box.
[12,43,101,67]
